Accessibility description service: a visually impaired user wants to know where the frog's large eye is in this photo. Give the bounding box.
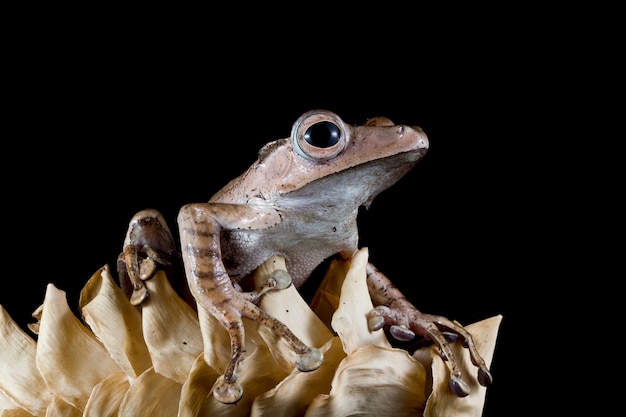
[291,110,349,160]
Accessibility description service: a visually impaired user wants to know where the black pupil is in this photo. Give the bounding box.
[303,121,340,148]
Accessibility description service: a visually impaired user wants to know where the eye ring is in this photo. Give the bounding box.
[291,110,349,161]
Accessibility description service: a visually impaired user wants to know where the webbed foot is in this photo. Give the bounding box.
[212,375,244,404]
[365,263,493,397]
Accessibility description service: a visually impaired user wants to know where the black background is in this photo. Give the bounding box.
[2,9,593,416]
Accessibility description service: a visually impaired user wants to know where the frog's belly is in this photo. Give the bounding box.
[221,229,356,288]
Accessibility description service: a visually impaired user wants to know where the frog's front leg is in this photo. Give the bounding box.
[117,209,187,305]
[364,263,493,397]
[178,203,323,404]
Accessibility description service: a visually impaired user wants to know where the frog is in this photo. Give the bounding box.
[117,109,493,404]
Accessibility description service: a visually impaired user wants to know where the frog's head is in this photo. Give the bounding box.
[255,110,428,208]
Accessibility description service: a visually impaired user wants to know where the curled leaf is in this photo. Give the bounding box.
[193,345,290,417]
[140,270,204,384]
[83,371,130,417]
[79,266,152,379]
[178,353,220,417]
[0,305,54,416]
[45,396,82,417]
[1,247,500,416]
[117,368,181,417]
[250,337,345,417]
[254,255,334,371]
[330,248,391,353]
[306,344,427,417]
[36,284,120,411]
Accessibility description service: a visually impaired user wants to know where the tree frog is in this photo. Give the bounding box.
[117,110,493,403]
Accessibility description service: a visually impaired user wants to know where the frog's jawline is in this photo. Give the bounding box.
[276,151,422,209]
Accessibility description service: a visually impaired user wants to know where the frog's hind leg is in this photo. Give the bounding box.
[178,203,323,404]
[199,295,323,404]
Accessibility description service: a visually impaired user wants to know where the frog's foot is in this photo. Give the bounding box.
[119,244,174,305]
[118,209,183,306]
[212,375,244,404]
[206,295,323,404]
[242,269,293,304]
[367,306,493,397]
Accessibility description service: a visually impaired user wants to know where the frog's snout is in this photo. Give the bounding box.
[413,126,429,151]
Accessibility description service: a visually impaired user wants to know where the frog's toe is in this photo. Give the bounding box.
[139,258,157,280]
[450,375,471,397]
[389,324,415,341]
[367,305,393,331]
[212,376,243,404]
[246,269,294,303]
[295,347,323,372]
[368,314,385,331]
[130,286,149,305]
[478,368,493,387]
[269,269,292,290]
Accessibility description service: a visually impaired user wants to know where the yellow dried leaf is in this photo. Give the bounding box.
[83,371,129,417]
[118,368,181,417]
[141,270,204,383]
[1,245,500,416]
[36,284,121,411]
[250,337,346,417]
[305,344,427,417]
[194,345,289,417]
[79,266,152,379]
[255,256,333,348]
[0,407,35,417]
[45,396,82,417]
[178,354,220,417]
[254,255,334,372]
[330,248,391,353]
[0,305,54,416]
[309,256,350,329]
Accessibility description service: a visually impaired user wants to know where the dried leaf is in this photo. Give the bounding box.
[194,345,289,417]
[44,396,82,417]
[305,344,427,417]
[0,407,35,417]
[178,354,220,417]
[141,270,204,383]
[36,284,120,411]
[83,371,129,417]
[0,305,54,416]
[254,255,334,371]
[118,368,181,417]
[330,248,391,354]
[309,257,349,329]
[1,247,500,417]
[250,337,346,417]
[255,255,334,347]
[79,266,152,379]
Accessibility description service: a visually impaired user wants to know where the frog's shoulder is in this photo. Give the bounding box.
[210,138,291,204]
